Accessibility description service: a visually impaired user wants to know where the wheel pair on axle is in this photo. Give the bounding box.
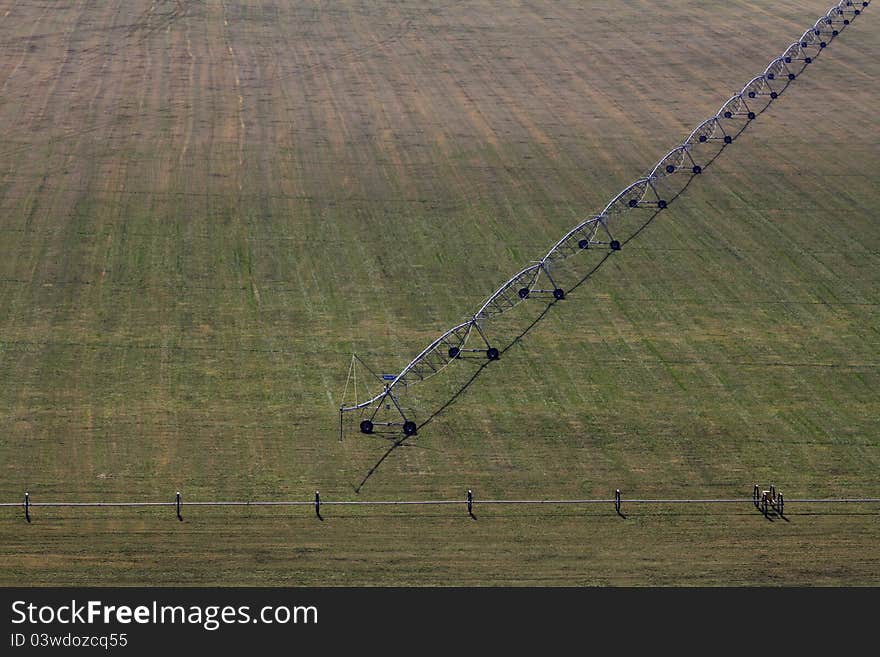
[360,419,418,436]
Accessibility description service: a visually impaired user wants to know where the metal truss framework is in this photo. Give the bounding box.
[341,1,871,438]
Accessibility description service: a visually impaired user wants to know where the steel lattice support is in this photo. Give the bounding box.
[340,1,871,437]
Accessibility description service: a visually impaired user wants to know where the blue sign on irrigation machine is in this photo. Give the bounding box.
[382,374,396,381]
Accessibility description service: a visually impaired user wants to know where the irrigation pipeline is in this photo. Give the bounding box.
[5,492,880,522]
[340,1,873,436]
[5,499,879,508]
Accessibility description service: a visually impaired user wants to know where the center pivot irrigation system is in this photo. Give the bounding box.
[339,1,871,440]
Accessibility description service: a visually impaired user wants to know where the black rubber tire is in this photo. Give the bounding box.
[448,346,460,359]
[748,91,756,98]
[518,287,530,299]
[723,135,732,144]
[692,165,702,174]
[723,111,732,118]
[657,200,667,209]
[698,135,708,143]
[805,57,812,64]
[402,420,418,436]
[553,288,565,300]
[486,347,500,361]
[820,42,827,48]
[767,72,775,80]
[747,111,756,120]
[665,164,675,173]
[628,198,638,208]
[770,91,778,99]
[610,240,621,251]
[578,238,590,249]
[360,420,374,434]
[788,73,796,80]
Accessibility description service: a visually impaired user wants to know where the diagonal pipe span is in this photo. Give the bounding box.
[341,1,871,436]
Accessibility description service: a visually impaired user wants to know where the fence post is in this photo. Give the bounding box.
[615,489,622,516]
[315,491,322,519]
[176,491,182,521]
[24,492,30,523]
[778,492,784,516]
[467,489,474,518]
[753,484,760,509]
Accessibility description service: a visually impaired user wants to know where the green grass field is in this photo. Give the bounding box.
[1,0,878,585]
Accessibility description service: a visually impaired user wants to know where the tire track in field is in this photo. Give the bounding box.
[5,1,126,485]
[126,0,204,43]
[219,1,245,192]
[178,17,195,168]
[26,0,90,135]
[0,1,203,168]
[0,0,51,93]
[399,18,491,207]
[261,8,396,377]
[261,10,414,83]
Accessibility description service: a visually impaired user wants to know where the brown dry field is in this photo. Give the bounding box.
[0,0,878,585]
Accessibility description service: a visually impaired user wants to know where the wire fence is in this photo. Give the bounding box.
[4,488,880,522]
